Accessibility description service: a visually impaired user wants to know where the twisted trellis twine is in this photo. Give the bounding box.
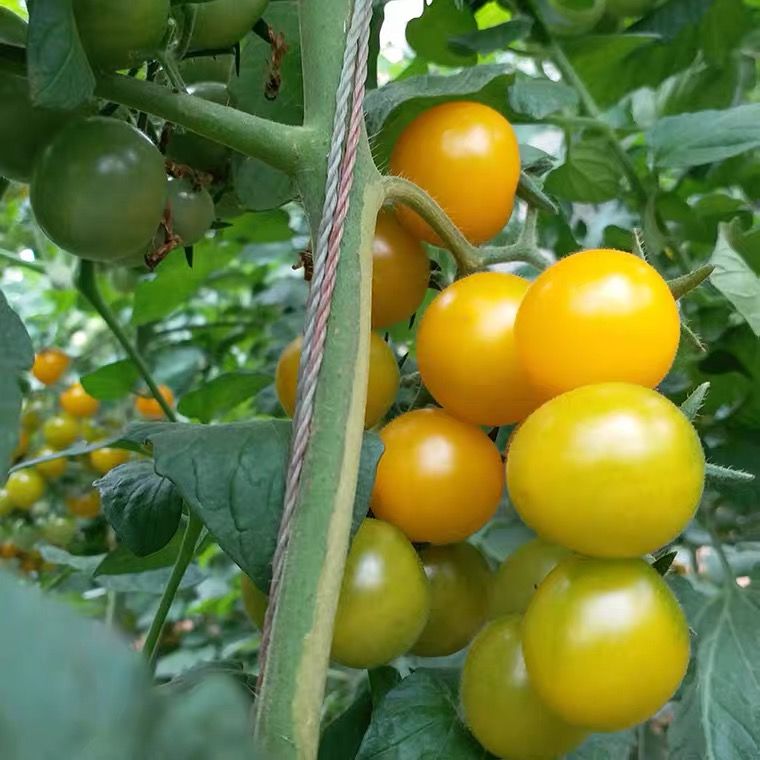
[256,0,374,689]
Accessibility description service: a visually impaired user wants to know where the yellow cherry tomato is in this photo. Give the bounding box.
[89,447,131,475]
[417,272,542,426]
[13,429,29,460]
[390,101,520,245]
[489,538,572,618]
[5,469,46,510]
[371,408,504,544]
[42,414,80,450]
[515,249,680,399]
[34,448,68,480]
[276,333,399,429]
[507,383,705,558]
[66,490,102,519]
[331,518,431,669]
[461,615,587,759]
[523,556,690,731]
[411,543,492,657]
[371,209,430,329]
[79,419,106,443]
[21,402,44,432]
[60,382,100,418]
[32,348,70,385]
[134,384,175,419]
[0,489,14,517]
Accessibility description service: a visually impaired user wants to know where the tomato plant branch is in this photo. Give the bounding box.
[93,73,308,174]
[382,176,550,274]
[0,247,46,274]
[706,512,738,590]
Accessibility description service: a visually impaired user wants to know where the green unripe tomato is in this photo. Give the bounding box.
[411,543,491,657]
[539,0,607,36]
[605,0,655,17]
[73,0,170,71]
[31,117,168,261]
[461,615,587,759]
[167,177,216,245]
[39,516,77,547]
[489,538,572,617]
[189,0,269,52]
[0,72,74,182]
[178,54,234,85]
[165,82,231,175]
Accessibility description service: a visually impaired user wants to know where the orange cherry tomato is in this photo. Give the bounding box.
[371,408,504,544]
[371,209,430,329]
[389,101,520,245]
[66,490,102,519]
[32,348,70,385]
[515,249,680,399]
[417,272,542,426]
[134,384,175,419]
[276,333,399,429]
[89,447,131,475]
[60,382,100,418]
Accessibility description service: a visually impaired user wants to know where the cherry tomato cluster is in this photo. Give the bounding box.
[270,99,703,756]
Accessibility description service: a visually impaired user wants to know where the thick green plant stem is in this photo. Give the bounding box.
[252,1,381,757]
[75,261,176,420]
[94,74,308,174]
[142,515,204,668]
[382,176,550,274]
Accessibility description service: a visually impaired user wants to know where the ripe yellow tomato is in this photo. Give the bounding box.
[89,447,131,475]
[60,382,100,418]
[371,408,503,544]
[34,448,68,480]
[276,333,399,429]
[523,556,690,731]
[13,429,29,460]
[461,615,587,759]
[417,272,541,426]
[390,101,520,245]
[0,489,14,517]
[507,383,705,558]
[411,543,492,657]
[490,538,572,617]
[5,469,46,510]
[42,414,80,450]
[66,490,102,519]
[515,249,680,399]
[32,348,69,385]
[332,519,430,669]
[134,384,175,419]
[371,209,430,329]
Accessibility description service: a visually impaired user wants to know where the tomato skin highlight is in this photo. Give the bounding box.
[490,538,572,617]
[507,383,704,558]
[276,333,399,429]
[417,272,541,426]
[331,519,431,669]
[32,349,70,386]
[371,408,504,544]
[390,101,520,245]
[461,615,587,759]
[522,556,690,731]
[411,543,492,657]
[515,249,680,399]
[371,209,430,330]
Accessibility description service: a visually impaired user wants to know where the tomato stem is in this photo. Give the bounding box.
[0,246,46,274]
[706,511,738,590]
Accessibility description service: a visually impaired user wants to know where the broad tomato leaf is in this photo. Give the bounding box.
[545,138,623,203]
[319,686,373,760]
[81,359,140,401]
[449,17,532,56]
[232,157,296,212]
[406,0,477,67]
[178,371,271,422]
[508,76,578,119]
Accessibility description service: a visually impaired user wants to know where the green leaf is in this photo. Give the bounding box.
[178,372,271,422]
[649,105,760,168]
[81,360,140,401]
[26,0,95,109]
[229,1,303,126]
[630,0,712,40]
[38,544,105,573]
[369,666,403,706]
[544,138,624,203]
[232,157,296,212]
[96,460,183,557]
[356,669,494,760]
[709,223,760,336]
[448,17,532,55]
[568,730,636,759]
[364,64,516,168]
[0,7,26,46]
[680,382,710,421]
[508,76,578,119]
[670,588,760,759]
[319,686,373,760]
[0,288,33,481]
[142,420,382,591]
[406,0,477,67]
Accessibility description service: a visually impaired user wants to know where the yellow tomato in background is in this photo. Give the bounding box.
[32,348,69,385]
[60,382,100,418]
